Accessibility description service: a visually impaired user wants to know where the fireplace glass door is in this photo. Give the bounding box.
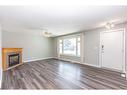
[8,53,20,67]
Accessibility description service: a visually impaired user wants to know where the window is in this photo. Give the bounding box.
[58,36,81,56]
[63,38,76,55]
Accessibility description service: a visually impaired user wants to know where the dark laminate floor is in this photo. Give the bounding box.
[2,59,127,89]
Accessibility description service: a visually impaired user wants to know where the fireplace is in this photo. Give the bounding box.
[8,53,20,67]
[2,48,23,71]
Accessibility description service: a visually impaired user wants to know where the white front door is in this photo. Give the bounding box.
[100,29,125,72]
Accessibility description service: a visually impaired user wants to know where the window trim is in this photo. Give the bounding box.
[58,35,81,57]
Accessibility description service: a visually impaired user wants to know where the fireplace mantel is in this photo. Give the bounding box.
[2,48,23,71]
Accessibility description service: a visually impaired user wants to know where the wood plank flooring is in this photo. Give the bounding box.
[2,59,127,89]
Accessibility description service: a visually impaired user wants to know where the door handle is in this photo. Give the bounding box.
[102,45,104,53]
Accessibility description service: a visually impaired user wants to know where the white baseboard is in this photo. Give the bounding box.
[57,58,100,68]
[23,57,54,63]
[58,58,81,64]
[82,63,100,68]
[53,57,59,59]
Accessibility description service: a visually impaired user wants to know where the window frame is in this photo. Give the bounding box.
[58,35,81,57]
[59,39,63,54]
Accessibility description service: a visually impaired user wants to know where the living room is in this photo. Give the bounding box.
[0,0,127,95]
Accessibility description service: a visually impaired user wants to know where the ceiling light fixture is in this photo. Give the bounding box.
[105,22,114,29]
[42,29,52,37]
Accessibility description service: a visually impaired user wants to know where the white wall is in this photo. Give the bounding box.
[83,22,127,69]
[84,29,101,67]
[54,22,127,73]
[2,30,54,62]
[0,26,2,88]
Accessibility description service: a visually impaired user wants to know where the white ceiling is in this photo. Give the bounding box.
[0,6,127,36]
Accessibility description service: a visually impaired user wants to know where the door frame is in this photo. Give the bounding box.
[99,28,126,73]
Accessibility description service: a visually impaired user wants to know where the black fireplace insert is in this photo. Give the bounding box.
[8,53,20,67]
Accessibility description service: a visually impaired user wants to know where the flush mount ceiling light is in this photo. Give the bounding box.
[42,29,53,37]
[105,22,114,29]
[43,32,52,37]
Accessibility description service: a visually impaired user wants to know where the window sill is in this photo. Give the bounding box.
[59,54,80,58]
